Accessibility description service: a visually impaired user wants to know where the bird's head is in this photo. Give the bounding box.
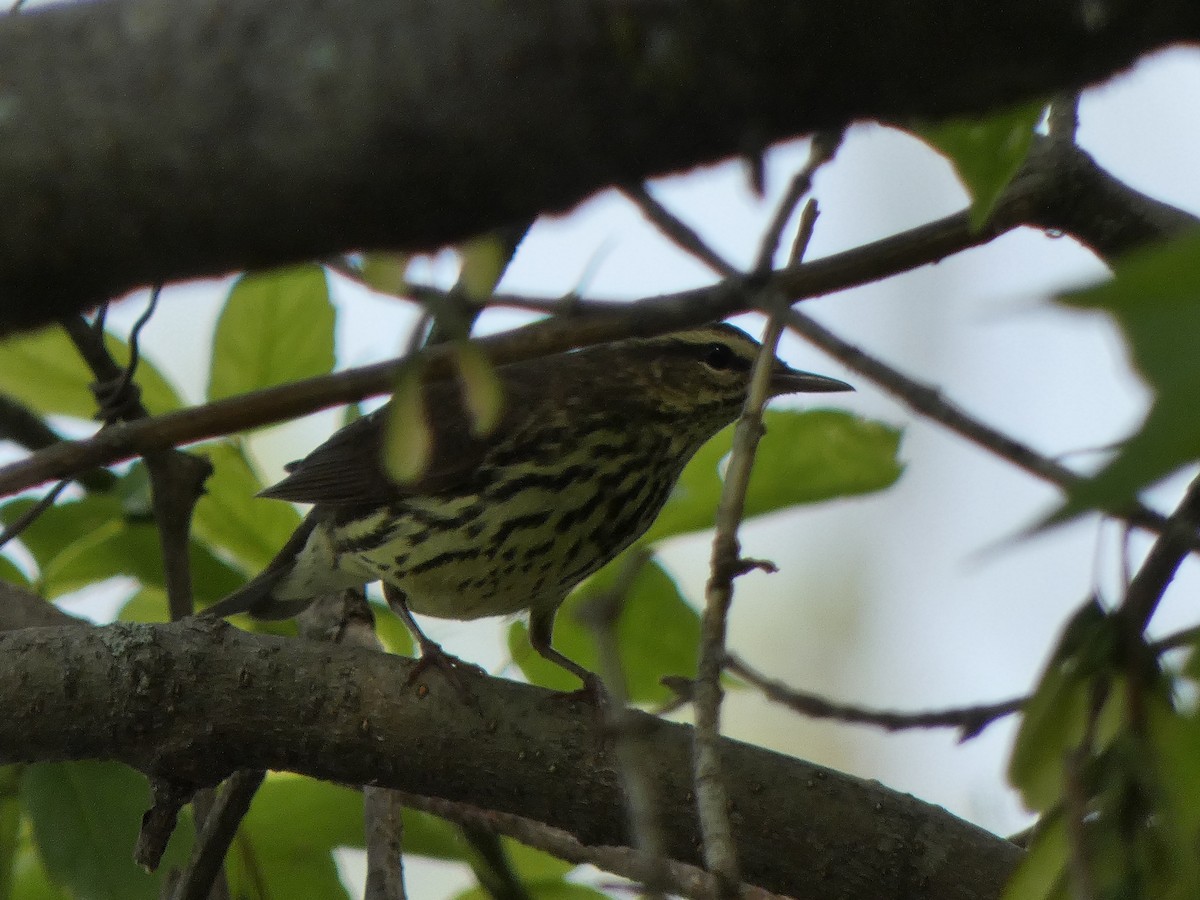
[603,323,852,425]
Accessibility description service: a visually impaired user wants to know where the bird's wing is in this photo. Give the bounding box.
[258,372,534,507]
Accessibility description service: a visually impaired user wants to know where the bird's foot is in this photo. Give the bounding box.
[550,672,608,707]
[403,638,486,701]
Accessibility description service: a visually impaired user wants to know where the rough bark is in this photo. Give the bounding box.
[0,0,1198,332]
[0,618,1021,899]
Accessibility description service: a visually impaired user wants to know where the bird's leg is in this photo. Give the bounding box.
[383,584,484,689]
[529,606,604,702]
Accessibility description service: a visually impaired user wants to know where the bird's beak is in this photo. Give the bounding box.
[770,362,853,395]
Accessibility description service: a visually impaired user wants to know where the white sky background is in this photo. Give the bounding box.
[69,46,1200,896]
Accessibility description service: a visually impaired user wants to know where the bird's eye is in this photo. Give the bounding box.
[702,342,737,371]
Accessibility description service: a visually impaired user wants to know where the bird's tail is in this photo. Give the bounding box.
[201,513,319,621]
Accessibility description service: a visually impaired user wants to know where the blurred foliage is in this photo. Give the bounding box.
[208,265,336,402]
[383,360,434,485]
[1004,595,1200,900]
[20,762,195,900]
[1052,230,1200,522]
[0,325,183,420]
[914,100,1044,230]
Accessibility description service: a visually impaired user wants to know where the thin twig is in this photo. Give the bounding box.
[754,130,843,275]
[297,591,408,900]
[782,308,1189,548]
[171,769,266,900]
[63,304,220,887]
[622,184,740,279]
[0,478,69,550]
[1118,471,1200,632]
[364,785,408,900]
[459,827,531,900]
[1151,624,1200,655]
[394,793,788,900]
[62,303,213,620]
[725,654,1023,740]
[693,208,822,895]
[693,313,783,893]
[0,395,115,492]
[578,548,668,898]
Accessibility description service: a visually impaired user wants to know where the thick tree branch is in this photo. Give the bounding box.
[0,619,1020,900]
[0,0,1198,331]
[0,136,1102,496]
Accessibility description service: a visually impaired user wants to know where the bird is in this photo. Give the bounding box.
[203,323,852,691]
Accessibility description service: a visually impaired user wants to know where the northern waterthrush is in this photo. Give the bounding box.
[204,323,851,688]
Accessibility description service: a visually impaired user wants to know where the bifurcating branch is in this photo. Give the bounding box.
[0,0,1198,331]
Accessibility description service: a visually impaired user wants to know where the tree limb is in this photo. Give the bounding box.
[0,619,1022,900]
[0,0,1198,331]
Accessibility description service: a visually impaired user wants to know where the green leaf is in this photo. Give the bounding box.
[117,587,170,623]
[399,809,469,861]
[208,265,335,401]
[0,495,124,571]
[10,827,71,900]
[19,762,193,900]
[226,843,347,900]
[0,553,31,587]
[502,840,576,882]
[644,409,903,543]
[916,101,1044,230]
[1149,697,1200,838]
[244,775,364,851]
[193,442,301,574]
[510,557,699,701]
[358,253,411,296]
[1050,231,1200,521]
[456,841,602,900]
[1,490,243,603]
[368,600,415,657]
[1000,812,1069,900]
[383,365,433,484]
[457,234,511,302]
[0,769,18,900]
[223,778,486,890]
[453,342,504,437]
[0,326,182,419]
[1008,600,1115,811]
[228,776,357,900]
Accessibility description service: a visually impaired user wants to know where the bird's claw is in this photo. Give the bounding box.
[404,641,485,702]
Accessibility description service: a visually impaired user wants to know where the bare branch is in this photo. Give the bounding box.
[1118,472,1200,632]
[782,309,1193,550]
[578,549,668,898]
[0,619,1024,900]
[61,307,213,620]
[754,131,842,275]
[397,793,789,900]
[298,592,410,900]
[726,655,1024,741]
[171,769,266,900]
[622,184,740,279]
[0,394,115,491]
